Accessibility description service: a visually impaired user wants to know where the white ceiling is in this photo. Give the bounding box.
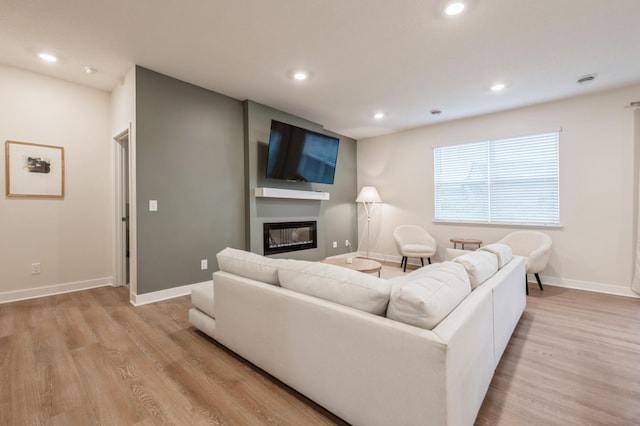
[1,0,640,139]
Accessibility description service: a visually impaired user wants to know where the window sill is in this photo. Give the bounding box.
[432,220,564,230]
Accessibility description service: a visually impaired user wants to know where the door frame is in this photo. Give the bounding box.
[113,127,131,289]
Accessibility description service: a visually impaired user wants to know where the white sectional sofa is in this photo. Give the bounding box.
[189,246,526,426]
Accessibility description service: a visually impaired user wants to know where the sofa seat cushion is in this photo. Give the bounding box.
[386,261,471,330]
[191,282,215,318]
[453,250,499,289]
[277,259,392,315]
[478,243,513,268]
[216,247,280,285]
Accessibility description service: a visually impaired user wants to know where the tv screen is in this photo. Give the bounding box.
[266,120,339,184]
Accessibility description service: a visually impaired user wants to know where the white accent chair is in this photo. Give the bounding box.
[393,225,437,272]
[499,230,552,295]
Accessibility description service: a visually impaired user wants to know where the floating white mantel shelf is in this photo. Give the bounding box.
[255,187,330,201]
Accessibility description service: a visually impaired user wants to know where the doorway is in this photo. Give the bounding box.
[114,129,130,287]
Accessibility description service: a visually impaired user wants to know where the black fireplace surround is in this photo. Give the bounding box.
[263,221,317,255]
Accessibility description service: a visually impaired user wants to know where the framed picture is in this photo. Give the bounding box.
[5,140,65,198]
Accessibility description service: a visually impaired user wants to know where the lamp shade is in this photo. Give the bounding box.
[356,186,382,203]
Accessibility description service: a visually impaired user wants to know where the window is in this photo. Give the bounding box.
[434,131,559,226]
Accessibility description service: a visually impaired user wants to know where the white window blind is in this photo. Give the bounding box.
[434,131,559,225]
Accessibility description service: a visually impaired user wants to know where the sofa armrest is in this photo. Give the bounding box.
[433,285,495,426]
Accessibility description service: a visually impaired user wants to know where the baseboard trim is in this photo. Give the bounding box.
[130,280,211,306]
[0,277,112,304]
[326,252,360,259]
[537,276,640,299]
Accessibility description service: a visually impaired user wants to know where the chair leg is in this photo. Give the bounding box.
[525,273,529,296]
[402,256,407,272]
[535,273,544,291]
[427,257,431,265]
[420,258,424,267]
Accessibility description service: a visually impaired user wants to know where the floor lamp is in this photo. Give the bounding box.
[356,186,382,259]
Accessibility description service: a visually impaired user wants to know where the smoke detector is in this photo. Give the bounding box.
[577,74,597,85]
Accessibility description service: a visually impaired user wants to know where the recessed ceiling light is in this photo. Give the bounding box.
[84,66,97,74]
[444,2,465,16]
[38,52,58,63]
[491,83,506,92]
[373,112,386,120]
[293,71,308,81]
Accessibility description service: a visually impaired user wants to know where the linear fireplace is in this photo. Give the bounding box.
[263,221,317,255]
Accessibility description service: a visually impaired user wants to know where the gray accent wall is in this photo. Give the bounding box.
[135,67,245,294]
[134,68,357,295]
[244,100,358,260]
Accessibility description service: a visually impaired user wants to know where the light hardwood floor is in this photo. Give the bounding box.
[0,283,638,425]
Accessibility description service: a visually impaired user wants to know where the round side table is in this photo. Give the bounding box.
[449,238,482,250]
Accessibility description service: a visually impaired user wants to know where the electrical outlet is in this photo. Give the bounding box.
[149,200,158,211]
[332,241,337,248]
[201,259,208,270]
[31,263,41,275]
[345,240,351,247]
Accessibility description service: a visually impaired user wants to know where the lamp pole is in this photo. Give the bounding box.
[356,186,382,260]
[363,201,376,259]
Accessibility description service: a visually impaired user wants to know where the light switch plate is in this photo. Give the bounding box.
[149,200,158,211]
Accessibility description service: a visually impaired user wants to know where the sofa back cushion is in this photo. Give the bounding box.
[444,247,468,261]
[278,259,391,315]
[216,247,280,285]
[478,243,513,268]
[386,261,471,330]
[452,250,499,289]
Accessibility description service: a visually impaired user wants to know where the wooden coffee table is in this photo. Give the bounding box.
[321,257,382,277]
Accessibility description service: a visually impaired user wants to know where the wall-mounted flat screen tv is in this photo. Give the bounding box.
[266,120,339,184]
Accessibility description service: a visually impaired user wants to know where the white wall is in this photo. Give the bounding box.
[111,67,136,135]
[0,64,112,301]
[358,83,640,296]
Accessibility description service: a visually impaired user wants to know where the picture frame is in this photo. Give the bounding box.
[5,140,65,198]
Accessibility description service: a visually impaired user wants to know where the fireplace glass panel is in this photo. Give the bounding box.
[263,221,317,255]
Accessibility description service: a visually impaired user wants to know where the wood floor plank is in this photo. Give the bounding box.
[111,305,186,368]
[50,405,99,426]
[71,342,143,425]
[2,331,47,425]
[1,284,639,425]
[0,303,16,339]
[54,303,99,351]
[166,357,266,425]
[33,331,84,418]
